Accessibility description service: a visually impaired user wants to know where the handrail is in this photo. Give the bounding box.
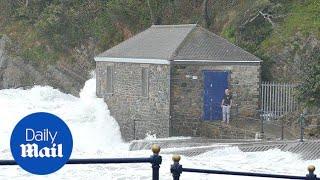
[0,144,162,180]
[1,144,317,179]
[182,168,311,179]
[170,155,318,180]
[0,158,153,165]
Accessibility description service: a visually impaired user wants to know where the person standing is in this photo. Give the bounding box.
[221,88,232,124]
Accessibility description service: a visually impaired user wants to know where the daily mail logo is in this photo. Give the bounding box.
[20,129,62,158]
[10,112,73,175]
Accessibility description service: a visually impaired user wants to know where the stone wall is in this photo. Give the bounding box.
[170,62,261,137]
[96,62,170,141]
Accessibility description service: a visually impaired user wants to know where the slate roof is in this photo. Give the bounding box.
[97,24,261,62]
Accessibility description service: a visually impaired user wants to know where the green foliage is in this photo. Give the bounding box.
[297,46,320,107]
[222,26,236,43]
[0,0,206,61]
[256,51,274,81]
[21,45,58,67]
[35,4,65,50]
[283,0,320,37]
[237,15,273,53]
[15,1,49,22]
[106,0,151,30]
[262,0,320,49]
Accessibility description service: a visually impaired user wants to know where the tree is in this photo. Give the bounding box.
[146,0,172,25]
[202,0,211,28]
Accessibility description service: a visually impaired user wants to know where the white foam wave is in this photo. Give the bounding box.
[0,75,127,159]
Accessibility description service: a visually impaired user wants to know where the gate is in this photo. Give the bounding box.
[203,71,229,120]
[261,82,298,118]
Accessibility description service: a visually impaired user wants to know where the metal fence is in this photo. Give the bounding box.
[261,82,298,118]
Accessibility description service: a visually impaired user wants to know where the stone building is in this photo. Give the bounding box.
[95,24,262,141]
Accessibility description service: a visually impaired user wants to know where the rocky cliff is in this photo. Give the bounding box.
[0,35,94,95]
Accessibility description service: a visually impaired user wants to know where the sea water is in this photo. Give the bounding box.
[0,75,319,179]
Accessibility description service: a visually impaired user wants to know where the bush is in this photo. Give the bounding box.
[297,46,320,107]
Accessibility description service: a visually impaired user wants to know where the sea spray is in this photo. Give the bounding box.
[0,75,127,160]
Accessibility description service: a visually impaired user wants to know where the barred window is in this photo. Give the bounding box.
[141,68,149,97]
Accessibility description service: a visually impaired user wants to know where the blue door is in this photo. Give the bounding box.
[203,71,229,120]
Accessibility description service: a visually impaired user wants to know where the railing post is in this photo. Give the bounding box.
[150,144,162,180]
[236,103,239,121]
[133,119,136,140]
[171,155,183,180]
[299,113,305,142]
[281,116,284,140]
[306,165,317,180]
[259,109,264,139]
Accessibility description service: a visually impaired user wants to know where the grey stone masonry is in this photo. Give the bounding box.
[96,62,170,141]
[170,62,261,137]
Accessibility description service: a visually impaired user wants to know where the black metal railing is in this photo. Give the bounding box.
[0,144,162,180]
[1,144,318,179]
[170,155,319,180]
